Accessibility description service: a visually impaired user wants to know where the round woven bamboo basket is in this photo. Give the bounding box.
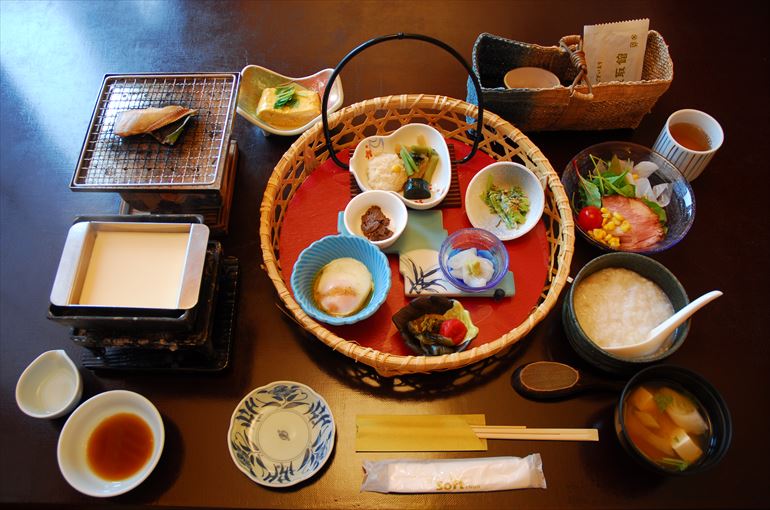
[259,94,574,376]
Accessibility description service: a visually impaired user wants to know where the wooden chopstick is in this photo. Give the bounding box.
[471,426,599,442]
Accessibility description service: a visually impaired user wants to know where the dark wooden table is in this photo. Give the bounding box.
[2,1,768,508]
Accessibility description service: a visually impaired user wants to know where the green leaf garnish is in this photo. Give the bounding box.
[660,457,689,471]
[654,393,673,412]
[273,85,296,108]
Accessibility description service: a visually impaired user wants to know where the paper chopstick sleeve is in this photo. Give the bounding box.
[360,454,547,493]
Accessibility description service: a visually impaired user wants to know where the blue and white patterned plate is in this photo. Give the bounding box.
[227,381,335,487]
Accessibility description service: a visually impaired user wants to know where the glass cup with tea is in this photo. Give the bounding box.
[652,109,724,181]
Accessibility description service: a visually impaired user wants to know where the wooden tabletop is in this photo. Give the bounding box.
[1,1,768,508]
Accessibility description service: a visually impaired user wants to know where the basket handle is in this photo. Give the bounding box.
[559,35,594,99]
[321,33,485,169]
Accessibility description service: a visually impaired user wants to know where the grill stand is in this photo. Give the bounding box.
[118,139,238,235]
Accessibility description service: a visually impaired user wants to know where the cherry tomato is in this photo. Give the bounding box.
[439,319,468,345]
[577,206,603,231]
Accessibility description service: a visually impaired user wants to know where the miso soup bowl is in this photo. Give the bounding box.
[562,252,690,375]
[615,365,732,475]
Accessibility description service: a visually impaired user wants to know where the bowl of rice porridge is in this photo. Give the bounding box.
[563,253,690,374]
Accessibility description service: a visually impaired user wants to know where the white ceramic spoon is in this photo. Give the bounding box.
[603,290,724,358]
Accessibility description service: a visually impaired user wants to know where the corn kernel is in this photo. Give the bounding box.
[620,221,631,232]
[604,221,617,231]
[592,229,606,240]
[609,238,620,249]
[613,212,624,222]
[601,207,609,214]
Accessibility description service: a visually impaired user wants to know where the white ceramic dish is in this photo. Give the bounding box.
[57,390,165,497]
[349,124,451,210]
[504,67,561,89]
[464,161,545,241]
[343,190,408,250]
[237,65,344,136]
[228,381,335,487]
[16,350,82,419]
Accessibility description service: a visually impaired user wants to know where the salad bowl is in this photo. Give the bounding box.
[237,65,344,136]
[562,141,695,254]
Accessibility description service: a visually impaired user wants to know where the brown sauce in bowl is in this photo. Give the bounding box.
[87,412,154,480]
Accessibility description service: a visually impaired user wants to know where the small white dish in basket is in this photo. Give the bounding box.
[343,190,408,250]
[464,161,545,241]
[349,124,451,210]
[237,65,344,136]
[504,67,561,89]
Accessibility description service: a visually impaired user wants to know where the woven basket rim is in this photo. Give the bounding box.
[259,93,574,375]
[472,30,673,90]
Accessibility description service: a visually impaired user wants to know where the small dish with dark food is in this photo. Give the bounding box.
[392,296,478,355]
[343,190,407,250]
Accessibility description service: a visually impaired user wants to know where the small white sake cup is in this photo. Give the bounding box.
[16,350,83,419]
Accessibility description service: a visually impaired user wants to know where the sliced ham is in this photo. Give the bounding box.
[602,195,664,250]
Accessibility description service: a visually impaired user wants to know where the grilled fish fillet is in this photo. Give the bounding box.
[114,105,197,137]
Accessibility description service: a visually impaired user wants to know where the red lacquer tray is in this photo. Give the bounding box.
[278,140,550,357]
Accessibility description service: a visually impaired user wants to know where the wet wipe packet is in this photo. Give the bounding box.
[584,19,649,84]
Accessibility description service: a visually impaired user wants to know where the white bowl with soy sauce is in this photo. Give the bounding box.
[57,390,165,497]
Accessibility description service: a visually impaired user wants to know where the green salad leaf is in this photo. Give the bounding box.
[577,170,602,208]
[577,154,637,207]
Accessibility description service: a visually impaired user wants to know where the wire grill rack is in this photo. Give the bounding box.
[71,73,238,191]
